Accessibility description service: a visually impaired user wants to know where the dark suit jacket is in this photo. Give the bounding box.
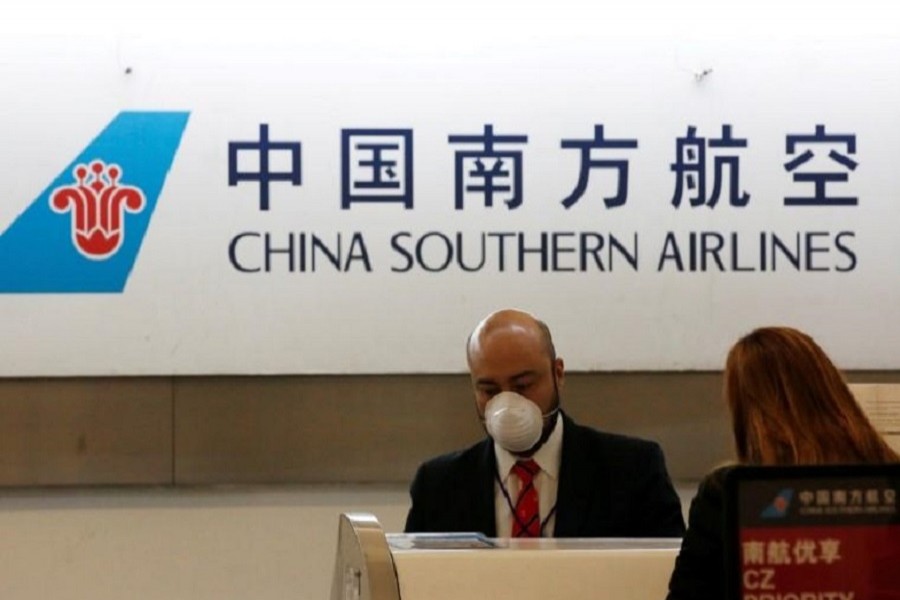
[404,413,686,537]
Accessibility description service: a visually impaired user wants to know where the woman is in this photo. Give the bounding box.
[666,326,899,600]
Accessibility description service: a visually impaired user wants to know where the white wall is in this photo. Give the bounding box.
[0,485,409,600]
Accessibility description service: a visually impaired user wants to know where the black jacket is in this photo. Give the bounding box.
[405,413,685,537]
[666,466,733,600]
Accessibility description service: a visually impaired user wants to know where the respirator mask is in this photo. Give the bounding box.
[483,391,559,453]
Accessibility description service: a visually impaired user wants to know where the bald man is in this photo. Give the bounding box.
[404,309,685,538]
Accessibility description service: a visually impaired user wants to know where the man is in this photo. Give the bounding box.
[404,309,685,538]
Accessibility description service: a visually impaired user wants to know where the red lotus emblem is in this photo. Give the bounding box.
[50,160,145,259]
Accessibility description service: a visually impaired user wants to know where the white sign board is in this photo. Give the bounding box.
[1,2,898,375]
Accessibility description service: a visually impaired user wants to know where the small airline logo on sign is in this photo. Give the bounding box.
[760,488,794,519]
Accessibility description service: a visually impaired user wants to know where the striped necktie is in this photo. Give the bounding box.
[511,459,540,537]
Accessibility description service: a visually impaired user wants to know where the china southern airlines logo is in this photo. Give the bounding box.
[760,488,794,519]
[0,111,189,293]
[50,161,146,260]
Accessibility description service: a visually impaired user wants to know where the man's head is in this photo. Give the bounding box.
[467,308,564,420]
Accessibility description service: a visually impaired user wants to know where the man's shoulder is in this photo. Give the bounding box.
[405,438,494,533]
[565,416,663,455]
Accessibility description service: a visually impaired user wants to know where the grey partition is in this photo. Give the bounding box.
[331,513,401,600]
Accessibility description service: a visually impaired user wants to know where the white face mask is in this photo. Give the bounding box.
[483,391,544,453]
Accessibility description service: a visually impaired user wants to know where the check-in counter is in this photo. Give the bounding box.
[330,513,681,600]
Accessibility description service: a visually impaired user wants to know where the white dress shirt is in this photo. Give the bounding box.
[493,414,563,538]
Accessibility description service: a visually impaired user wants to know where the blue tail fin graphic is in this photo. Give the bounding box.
[0,111,189,293]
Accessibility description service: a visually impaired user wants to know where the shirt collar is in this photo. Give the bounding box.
[495,413,564,483]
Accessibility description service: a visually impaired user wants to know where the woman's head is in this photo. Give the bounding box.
[725,326,898,465]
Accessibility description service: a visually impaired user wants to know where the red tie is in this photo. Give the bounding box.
[511,459,540,537]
